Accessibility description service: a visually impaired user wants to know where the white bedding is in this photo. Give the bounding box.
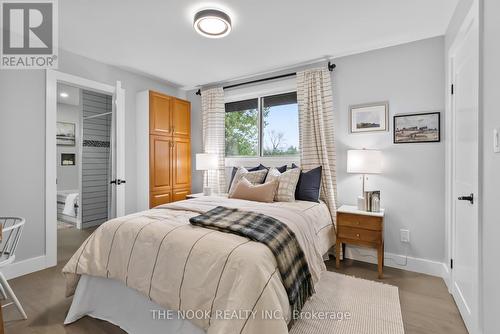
[65,275,204,334]
[64,197,335,333]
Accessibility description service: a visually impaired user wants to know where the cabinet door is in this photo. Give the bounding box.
[150,135,172,193]
[172,98,190,137]
[172,137,191,189]
[150,91,173,136]
[172,189,190,202]
[150,191,171,208]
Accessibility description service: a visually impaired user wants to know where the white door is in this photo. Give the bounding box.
[113,81,126,217]
[450,2,479,333]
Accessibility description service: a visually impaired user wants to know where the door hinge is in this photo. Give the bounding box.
[450,259,454,269]
[451,84,454,95]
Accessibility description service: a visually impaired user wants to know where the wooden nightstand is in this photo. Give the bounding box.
[335,205,385,278]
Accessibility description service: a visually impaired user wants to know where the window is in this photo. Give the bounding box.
[225,98,259,156]
[225,92,299,157]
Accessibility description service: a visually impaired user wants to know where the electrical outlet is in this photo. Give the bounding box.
[400,229,410,243]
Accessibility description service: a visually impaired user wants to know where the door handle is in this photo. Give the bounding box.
[110,179,126,185]
[458,193,474,204]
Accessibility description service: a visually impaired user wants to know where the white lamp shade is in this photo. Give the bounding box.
[196,153,218,171]
[347,149,382,174]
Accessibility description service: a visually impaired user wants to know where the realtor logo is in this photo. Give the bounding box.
[1,0,58,69]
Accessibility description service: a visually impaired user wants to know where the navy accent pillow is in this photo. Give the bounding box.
[292,164,323,203]
[228,165,267,192]
[276,165,287,173]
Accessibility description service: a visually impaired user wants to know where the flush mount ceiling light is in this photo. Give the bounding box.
[194,9,232,38]
[60,92,69,98]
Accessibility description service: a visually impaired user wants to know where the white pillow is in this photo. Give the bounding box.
[265,167,301,202]
[228,167,268,196]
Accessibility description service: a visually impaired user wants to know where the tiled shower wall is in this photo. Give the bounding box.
[81,90,112,228]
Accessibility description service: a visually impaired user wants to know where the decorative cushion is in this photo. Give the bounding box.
[229,178,278,203]
[228,167,268,196]
[292,164,323,203]
[227,164,287,191]
[265,167,301,202]
[228,165,266,191]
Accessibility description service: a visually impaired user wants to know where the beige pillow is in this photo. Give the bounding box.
[229,178,278,203]
[265,167,301,202]
[228,167,268,196]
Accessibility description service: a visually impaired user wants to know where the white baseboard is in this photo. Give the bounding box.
[344,246,450,281]
[1,255,48,280]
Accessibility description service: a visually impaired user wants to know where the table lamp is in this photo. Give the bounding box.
[347,149,382,210]
[196,153,218,195]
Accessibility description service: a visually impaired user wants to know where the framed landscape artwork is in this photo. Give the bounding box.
[350,102,389,133]
[393,112,440,143]
[57,122,76,146]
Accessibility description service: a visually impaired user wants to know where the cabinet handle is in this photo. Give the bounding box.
[355,221,360,225]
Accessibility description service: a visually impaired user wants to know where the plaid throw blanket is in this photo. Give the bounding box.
[189,206,315,315]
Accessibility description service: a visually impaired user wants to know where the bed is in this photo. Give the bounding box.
[63,196,335,334]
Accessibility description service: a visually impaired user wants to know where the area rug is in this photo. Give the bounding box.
[290,271,404,334]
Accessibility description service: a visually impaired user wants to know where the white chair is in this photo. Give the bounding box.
[0,217,27,319]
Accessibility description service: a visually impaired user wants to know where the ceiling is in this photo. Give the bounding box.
[60,0,458,90]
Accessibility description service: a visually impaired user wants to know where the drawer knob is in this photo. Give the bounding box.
[356,233,360,238]
[355,221,360,225]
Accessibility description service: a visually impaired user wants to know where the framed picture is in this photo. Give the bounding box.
[57,122,76,146]
[349,102,389,133]
[393,112,440,144]
[61,153,76,166]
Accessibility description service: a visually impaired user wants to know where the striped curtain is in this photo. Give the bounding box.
[297,67,338,227]
[201,87,226,193]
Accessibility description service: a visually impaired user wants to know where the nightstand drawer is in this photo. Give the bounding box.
[338,226,382,243]
[337,213,382,231]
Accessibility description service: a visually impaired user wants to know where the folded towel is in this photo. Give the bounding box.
[63,193,79,217]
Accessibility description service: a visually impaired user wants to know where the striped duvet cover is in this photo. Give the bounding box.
[63,196,330,334]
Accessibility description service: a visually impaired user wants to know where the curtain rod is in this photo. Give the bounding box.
[195,61,336,96]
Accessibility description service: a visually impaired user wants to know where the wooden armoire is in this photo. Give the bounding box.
[146,91,191,208]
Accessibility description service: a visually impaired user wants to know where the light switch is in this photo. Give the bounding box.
[494,129,500,153]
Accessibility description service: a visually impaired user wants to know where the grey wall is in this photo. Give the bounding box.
[57,103,80,191]
[0,71,47,262]
[334,37,445,261]
[188,37,446,262]
[0,49,183,264]
[81,90,112,227]
[481,0,500,332]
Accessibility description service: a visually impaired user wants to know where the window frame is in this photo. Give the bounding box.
[224,88,299,159]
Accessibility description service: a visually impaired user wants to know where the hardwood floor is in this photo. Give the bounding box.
[3,228,467,334]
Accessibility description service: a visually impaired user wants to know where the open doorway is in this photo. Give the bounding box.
[46,70,126,268]
[56,83,115,260]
